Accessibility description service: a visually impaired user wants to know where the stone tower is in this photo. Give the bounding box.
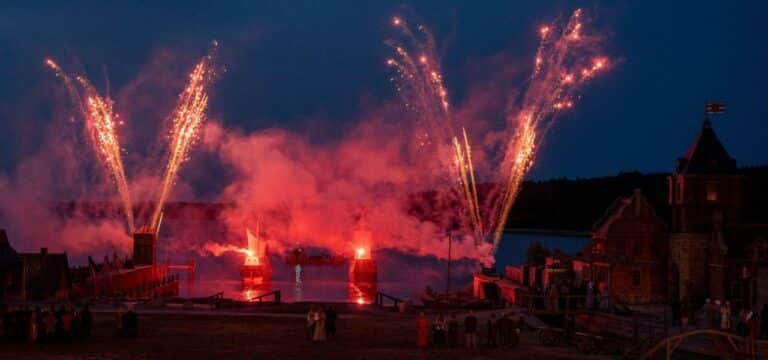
[668,119,743,302]
[133,225,158,266]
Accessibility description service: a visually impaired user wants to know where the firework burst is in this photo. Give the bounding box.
[388,16,486,240]
[46,59,135,233]
[151,41,219,229]
[389,10,609,256]
[488,9,609,253]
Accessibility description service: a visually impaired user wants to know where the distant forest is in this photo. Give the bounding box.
[506,166,768,231]
[53,166,768,233]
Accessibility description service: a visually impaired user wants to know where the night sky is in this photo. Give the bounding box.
[1,0,766,181]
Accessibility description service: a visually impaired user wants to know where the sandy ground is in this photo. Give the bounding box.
[1,309,613,360]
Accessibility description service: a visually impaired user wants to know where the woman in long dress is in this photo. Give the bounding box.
[313,308,327,341]
[306,306,316,340]
[416,312,429,347]
[720,301,731,330]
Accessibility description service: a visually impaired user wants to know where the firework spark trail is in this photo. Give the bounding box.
[452,129,484,241]
[387,17,453,149]
[46,59,135,233]
[452,136,479,236]
[388,17,486,238]
[151,42,218,229]
[488,9,609,253]
[462,128,482,234]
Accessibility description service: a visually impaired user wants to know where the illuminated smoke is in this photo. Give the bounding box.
[46,59,135,233]
[151,41,219,229]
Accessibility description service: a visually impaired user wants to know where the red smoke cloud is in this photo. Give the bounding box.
[201,106,494,264]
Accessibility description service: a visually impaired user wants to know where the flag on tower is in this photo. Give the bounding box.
[705,101,725,114]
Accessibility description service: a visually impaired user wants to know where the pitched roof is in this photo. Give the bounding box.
[676,120,737,174]
[592,197,628,237]
[0,229,22,265]
[592,189,659,239]
[20,251,70,300]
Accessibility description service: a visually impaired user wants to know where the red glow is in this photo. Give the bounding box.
[355,247,367,260]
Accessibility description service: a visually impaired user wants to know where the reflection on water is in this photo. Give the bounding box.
[180,278,381,303]
[173,234,586,303]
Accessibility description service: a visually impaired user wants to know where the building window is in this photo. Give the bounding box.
[616,238,626,256]
[706,182,718,202]
[632,270,641,287]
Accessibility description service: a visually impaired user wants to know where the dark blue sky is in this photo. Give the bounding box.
[1,0,766,180]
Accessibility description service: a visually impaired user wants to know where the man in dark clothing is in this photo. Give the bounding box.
[464,310,478,349]
[0,304,8,338]
[760,304,768,340]
[671,298,681,327]
[496,313,507,345]
[121,308,138,338]
[447,313,459,347]
[325,306,337,340]
[487,312,498,347]
[79,304,93,340]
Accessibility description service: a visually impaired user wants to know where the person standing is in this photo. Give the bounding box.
[711,300,721,329]
[42,308,56,343]
[760,304,768,340]
[487,312,498,347]
[671,298,681,327]
[123,305,138,338]
[720,301,731,330]
[433,314,446,347]
[464,310,478,349]
[511,312,521,347]
[27,311,37,344]
[312,308,326,341]
[325,306,337,341]
[61,307,74,340]
[416,312,429,348]
[737,309,748,337]
[498,313,511,345]
[306,306,316,340]
[746,310,758,357]
[447,313,459,348]
[80,304,92,340]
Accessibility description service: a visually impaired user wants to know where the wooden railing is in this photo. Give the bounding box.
[375,291,403,310]
[249,290,281,305]
[121,273,179,299]
[641,329,768,359]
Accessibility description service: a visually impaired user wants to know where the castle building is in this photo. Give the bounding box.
[583,119,768,307]
[577,189,668,304]
[668,119,768,308]
[0,229,71,302]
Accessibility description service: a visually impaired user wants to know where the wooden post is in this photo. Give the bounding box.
[446,230,452,295]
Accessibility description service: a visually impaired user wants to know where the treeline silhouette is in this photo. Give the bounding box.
[506,165,768,231]
[51,166,768,233]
